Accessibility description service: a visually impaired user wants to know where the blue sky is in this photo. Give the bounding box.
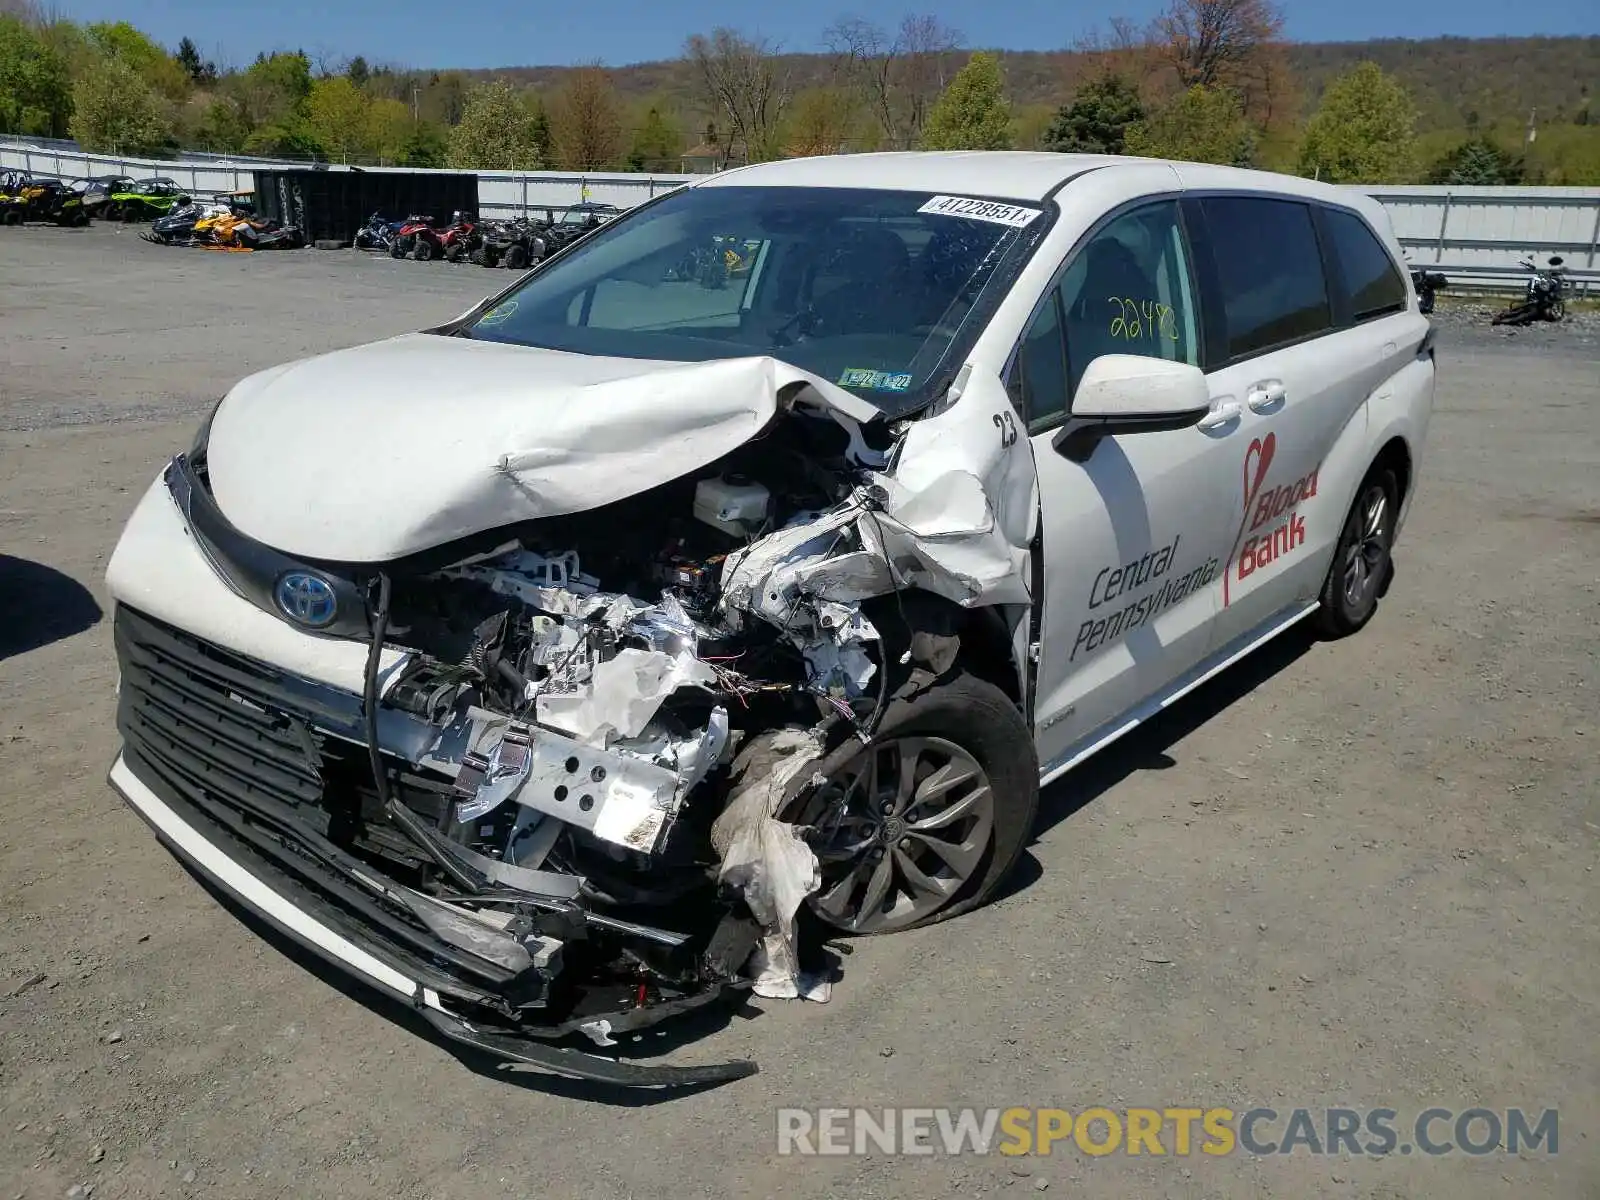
[55,0,1600,71]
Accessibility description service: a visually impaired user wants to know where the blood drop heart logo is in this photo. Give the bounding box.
[1224,433,1276,607]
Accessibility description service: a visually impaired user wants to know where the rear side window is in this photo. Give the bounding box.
[1199,197,1333,360]
[1321,207,1407,321]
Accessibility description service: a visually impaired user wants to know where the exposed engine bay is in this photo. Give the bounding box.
[329,403,913,1056]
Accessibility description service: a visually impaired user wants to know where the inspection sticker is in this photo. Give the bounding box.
[918,195,1042,228]
[839,368,914,392]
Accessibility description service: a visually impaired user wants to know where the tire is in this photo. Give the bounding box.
[503,244,529,270]
[1313,467,1398,639]
[389,238,406,259]
[1546,298,1565,323]
[783,670,1039,935]
[121,206,141,224]
[103,203,122,222]
[2,209,21,226]
[413,239,435,262]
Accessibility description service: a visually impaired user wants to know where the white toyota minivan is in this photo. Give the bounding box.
[106,153,1434,1084]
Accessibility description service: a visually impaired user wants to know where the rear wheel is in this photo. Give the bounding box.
[121,205,141,223]
[1314,468,1397,639]
[503,244,529,270]
[413,239,435,262]
[784,670,1038,934]
[1546,297,1566,323]
[2,209,21,226]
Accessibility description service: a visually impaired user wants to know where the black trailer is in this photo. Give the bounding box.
[251,169,479,246]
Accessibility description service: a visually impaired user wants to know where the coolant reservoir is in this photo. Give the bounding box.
[693,474,771,538]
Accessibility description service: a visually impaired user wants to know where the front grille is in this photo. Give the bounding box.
[113,604,513,993]
[116,606,328,819]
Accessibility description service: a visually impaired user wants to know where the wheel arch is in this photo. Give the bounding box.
[863,590,1027,712]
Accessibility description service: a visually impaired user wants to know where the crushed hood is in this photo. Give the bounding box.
[205,333,880,562]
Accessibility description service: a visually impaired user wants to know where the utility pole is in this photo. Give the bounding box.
[412,84,420,123]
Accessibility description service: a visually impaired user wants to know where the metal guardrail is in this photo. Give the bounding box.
[1420,260,1600,297]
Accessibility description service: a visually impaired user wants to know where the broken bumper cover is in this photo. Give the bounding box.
[107,753,757,1088]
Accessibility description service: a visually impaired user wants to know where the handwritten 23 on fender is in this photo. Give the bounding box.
[99,157,1433,1069]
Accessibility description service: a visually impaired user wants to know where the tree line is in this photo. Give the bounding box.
[0,0,1594,183]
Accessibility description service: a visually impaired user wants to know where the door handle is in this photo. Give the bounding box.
[1246,381,1287,413]
[1197,401,1242,431]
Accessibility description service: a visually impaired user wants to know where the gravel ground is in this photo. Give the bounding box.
[2,225,1598,1200]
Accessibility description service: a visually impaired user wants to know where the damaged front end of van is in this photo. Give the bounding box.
[106,335,1040,1086]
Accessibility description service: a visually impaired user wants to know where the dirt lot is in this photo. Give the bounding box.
[2,224,1597,1199]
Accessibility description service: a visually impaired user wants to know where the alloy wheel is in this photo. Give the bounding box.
[799,736,995,934]
[1342,484,1391,610]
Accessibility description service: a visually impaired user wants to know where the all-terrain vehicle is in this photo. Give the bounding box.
[1,177,88,225]
[76,175,137,221]
[109,177,189,222]
[389,214,435,259]
[478,216,549,269]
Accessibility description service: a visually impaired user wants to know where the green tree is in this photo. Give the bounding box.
[0,15,72,136]
[399,120,447,168]
[919,51,1011,151]
[175,36,203,82]
[233,50,312,127]
[346,54,369,89]
[69,51,174,153]
[1296,61,1417,183]
[1044,72,1145,155]
[366,96,411,163]
[447,79,543,169]
[193,95,251,152]
[549,65,624,170]
[306,75,370,161]
[1427,136,1523,185]
[628,104,684,170]
[1125,83,1255,165]
[528,96,551,161]
[781,87,857,157]
[85,21,188,102]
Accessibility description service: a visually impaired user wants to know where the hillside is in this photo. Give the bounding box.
[464,36,1598,134]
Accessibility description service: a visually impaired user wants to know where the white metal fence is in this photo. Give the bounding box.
[5,141,1597,290]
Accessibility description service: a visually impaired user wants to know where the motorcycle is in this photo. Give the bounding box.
[1409,265,1448,315]
[354,212,403,252]
[1492,256,1566,326]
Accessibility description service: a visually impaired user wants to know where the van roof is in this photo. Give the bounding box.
[695,151,1373,212]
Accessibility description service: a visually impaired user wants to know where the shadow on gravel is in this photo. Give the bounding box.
[183,867,754,1106]
[998,623,1319,902]
[0,555,103,661]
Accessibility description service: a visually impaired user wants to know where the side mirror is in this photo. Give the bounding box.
[1053,355,1210,462]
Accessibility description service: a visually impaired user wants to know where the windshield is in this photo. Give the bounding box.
[465,185,1048,416]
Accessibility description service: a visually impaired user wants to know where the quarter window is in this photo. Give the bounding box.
[1199,197,1333,360]
[1321,206,1407,322]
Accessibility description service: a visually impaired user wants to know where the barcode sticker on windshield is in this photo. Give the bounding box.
[918,196,1042,228]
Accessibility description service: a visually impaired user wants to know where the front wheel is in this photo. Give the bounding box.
[1546,297,1565,323]
[784,670,1038,934]
[1314,468,1397,639]
[413,239,435,262]
[503,244,529,270]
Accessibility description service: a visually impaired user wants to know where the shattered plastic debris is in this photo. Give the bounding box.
[537,647,717,747]
[711,729,827,1001]
[579,1018,618,1047]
